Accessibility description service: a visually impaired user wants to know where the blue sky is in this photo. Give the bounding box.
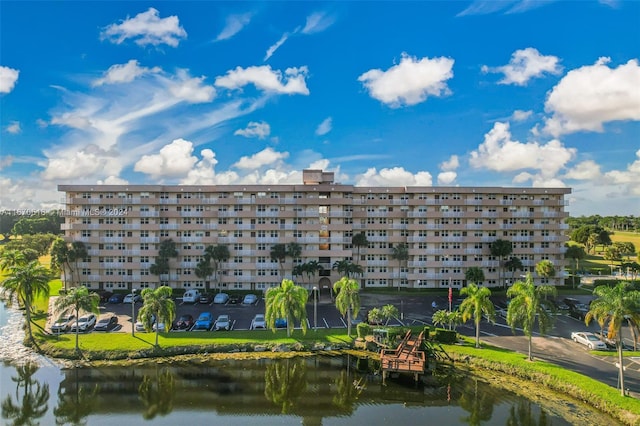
[1,1,639,216]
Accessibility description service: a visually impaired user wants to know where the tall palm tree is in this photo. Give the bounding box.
[265,279,308,337]
[586,281,640,396]
[154,239,178,287]
[351,232,369,265]
[68,241,88,289]
[535,259,556,284]
[286,242,302,276]
[194,257,214,291]
[565,245,586,288]
[506,273,557,361]
[459,283,495,348]
[137,286,176,347]
[54,286,100,352]
[333,276,361,337]
[0,249,30,271]
[303,261,323,286]
[292,264,305,286]
[1,259,51,344]
[490,239,513,289]
[464,267,485,286]
[270,244,288,279]
[504,256,524,285]
[390,243,409,291]
[332,259,363,279]
[204,244,230,291]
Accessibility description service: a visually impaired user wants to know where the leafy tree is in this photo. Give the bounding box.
[50,239,88,291]
[459,283,495,348]
[332,259,363,278]
[621,261,640,281]
[586,281,640,396]
[506,273,557,361]
[286,242,302,273]
[265,279,308,337]
[205,244,230,291]
[565,245,586,288]
[381,304,399,325]
[504,256,524,283]
[604,245,624,273]
[614,242,636,261]
[586,233,599,255]
[149,257,170,286]
[292,264,305,285]
[303,261,323,285]
[390,243,409,291]
[0,249,31,271]
[54,286,100,351]
[1,259,51,344]
[137,286,176,347]
[367,307,384,325]
[194,257,214,290]
[333,276,360,337]
[464,267,485,286]
[270,244,288,278]
[535,260,556,283]
[432,309,462,331]
[490,239,513,289]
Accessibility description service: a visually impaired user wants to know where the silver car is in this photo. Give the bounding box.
[571,331,607,350]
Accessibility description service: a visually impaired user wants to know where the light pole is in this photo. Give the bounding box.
[131,288,137,337]
[313,286,318,331]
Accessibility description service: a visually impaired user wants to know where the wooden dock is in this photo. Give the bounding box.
[380,330,427,383]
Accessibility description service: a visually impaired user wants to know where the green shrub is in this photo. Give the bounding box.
[434,329,457,344]
[356,322,371,339]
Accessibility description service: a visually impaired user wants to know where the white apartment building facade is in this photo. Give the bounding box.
[58,169,571,293]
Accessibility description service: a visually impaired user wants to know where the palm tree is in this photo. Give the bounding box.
[154,239,178,287]
[286,242,302,277]
[351,232,369,286]
[504,256,524,285]
[1,259,51,344]
[459,283,495,348]
[332,259,362,278]
[390,243,409,291]
[303,261,323,286]
[54,286,100,352]
[490,239,513,289]
[586,281,640,396]
[506,273,557,361]
[149,257,169,286]
[194,257,214,291]
[535,259,556,284]
[137,286,176,347]
[464,267,485,286]
[0,249,30,270]
[292,264,305,285]
[68,241,88,289]
[205,244,230,291]
[565,245,586,288]
[270,244,288,278]
[432,309,462,331]
[265,279,308,337]
[333,276,361,337]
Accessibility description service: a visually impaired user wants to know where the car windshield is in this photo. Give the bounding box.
[586,335,600,341]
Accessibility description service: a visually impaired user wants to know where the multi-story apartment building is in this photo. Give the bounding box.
[58,169,570,294]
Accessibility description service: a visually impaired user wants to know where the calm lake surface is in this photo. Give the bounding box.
[0,302,620,425]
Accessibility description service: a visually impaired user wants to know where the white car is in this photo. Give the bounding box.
[571,331,607,350]
[123,293,142,304]
[214,314,231,331]
[251,314,266,329]
[69,314,97,332]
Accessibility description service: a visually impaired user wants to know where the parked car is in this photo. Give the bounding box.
[51,314,75,333]
[214,314,231,331]
[251,314,266,329]
[98,291,113,303]
[94,315,118,331]
[136,314,155,332]
[275,318,287,328]
[123,293,142,304]
[243,294,258,305]
[571,331,607,350]
[568,304,589,321]
[108,293,125,304]
[70,314,97,332]
[213,293,229,304]
[199,293,214,304]
[173,314,194,331]
[194,312,213,331]
[228,294,240,304]
[182,289,201,304]
[153,321,167,332]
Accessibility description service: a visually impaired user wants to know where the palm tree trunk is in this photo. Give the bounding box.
[23,295,33,344]
[528,335,533,361]
[347,307,352,337]
[155,328,160,347]
[475,318,480,348]
[74,308,80,351]
[618,339,626,396]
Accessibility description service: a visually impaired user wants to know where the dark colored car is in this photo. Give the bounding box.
[98,291,113,303]
[275,318,287,328]
[199,293,214,304]
[108,293,125,304]
[229,294,240,304]
[94,315,118,331]
[173,314,194,331]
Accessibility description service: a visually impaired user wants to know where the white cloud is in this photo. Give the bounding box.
[5,121,21,134]
[215,13,252,41]
[315,117,332,136]
[563,160,602,180]
[358,53,454,107]
[232,147,289,170]
[93,60,160,86]
[603,149,640,195]
[458,1,555,17]
[0,66,19,93]
[469,122,576,178]
[134,138,198,178]
[100,7,187,47]
[234,121,271,139]
[41,150,111,180]
[302,11,335,34]
[167,69,216,103]
[264,32,292,61]
[355,167,433,186]
[437,171,457,185]
[482,48,561,86]
[511,109,533,122]
[181,149,220,184]
[543,58,640,136]
[97,175,129,185]
[215,65,310,95]
[439,155,459,171]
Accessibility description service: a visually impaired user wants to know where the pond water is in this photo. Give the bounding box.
[0,302,621,426]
